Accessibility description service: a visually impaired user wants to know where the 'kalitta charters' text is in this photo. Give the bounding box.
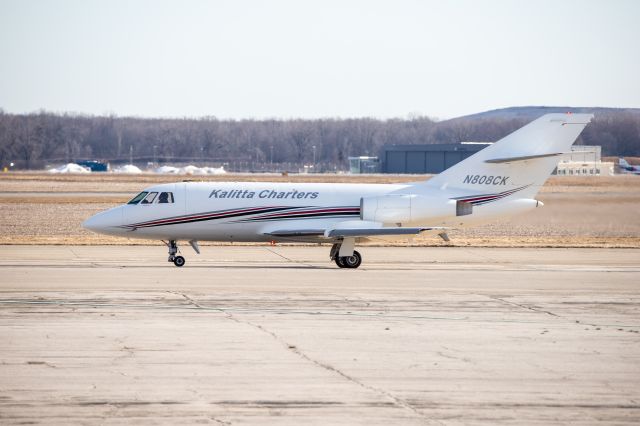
[209,189,319,199]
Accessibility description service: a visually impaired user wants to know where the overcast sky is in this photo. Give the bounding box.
[1,0,638,119]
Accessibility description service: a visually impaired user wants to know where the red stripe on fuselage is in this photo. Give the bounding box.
[128,206,287,228]
[250,207,359,220]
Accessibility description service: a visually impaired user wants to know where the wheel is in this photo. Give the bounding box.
[173,256,186,267]
[335,251,362,269]
[342,250,362,269]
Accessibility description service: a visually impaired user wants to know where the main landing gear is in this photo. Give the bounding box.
[330,242,362,269]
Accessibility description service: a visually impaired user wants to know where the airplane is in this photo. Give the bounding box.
[618,158,640,175]
[83,113,593,268]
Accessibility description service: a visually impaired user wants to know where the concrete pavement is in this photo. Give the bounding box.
[0,245,639,424]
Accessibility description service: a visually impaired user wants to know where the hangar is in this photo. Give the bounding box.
[382,143,491,174]
[381,143,610,176]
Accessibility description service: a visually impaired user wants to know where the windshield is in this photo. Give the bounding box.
[128,191,148,205]
[140,192,158,204]
[127,191,174,205]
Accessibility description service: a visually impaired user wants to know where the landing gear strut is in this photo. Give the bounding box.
[330,242,362,269]
[165,240,185,267]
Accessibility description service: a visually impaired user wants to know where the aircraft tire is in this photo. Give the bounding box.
[341,251,362,269]
[335,256,346,268]
[173,256,186,267]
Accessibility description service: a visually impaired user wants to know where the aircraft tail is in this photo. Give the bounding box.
[619,158,630,168]
[425,113,593,198]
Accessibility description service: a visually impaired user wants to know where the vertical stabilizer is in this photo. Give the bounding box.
[425,113,593,198]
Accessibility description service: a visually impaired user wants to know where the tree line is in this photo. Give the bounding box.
[0,109,638,171]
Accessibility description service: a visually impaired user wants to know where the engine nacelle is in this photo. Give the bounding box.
[360,194,457,225]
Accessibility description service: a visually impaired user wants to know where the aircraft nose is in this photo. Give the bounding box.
[82,207,124,234]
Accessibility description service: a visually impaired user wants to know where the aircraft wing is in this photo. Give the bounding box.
[325,227,442,238]
[264,229,326,238]
[265,226,447,239]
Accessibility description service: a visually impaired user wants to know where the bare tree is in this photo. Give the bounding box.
[0,109,637,170]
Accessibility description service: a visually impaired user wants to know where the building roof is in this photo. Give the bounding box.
[383,143,489,152]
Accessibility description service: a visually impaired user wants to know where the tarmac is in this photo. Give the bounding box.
[0,245,639,425]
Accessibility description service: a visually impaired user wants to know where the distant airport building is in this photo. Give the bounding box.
[553,146,613,176]
[381,143,491,174]
[562,145,601,163]
[76,160,109,172]
[349,156,380,174]
[381,143,612,176]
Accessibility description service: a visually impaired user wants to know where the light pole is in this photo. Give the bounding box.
[270,145,273,170]
[312,145,316,172]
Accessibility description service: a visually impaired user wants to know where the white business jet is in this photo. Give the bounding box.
[83,113,593,268]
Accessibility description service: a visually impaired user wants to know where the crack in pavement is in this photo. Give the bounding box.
[26,360,58,369]
[489,296,560,318]
[168,291,204,309]
[486,295,639,331]
[100,402,121,425]
[210,416,232,425]
[186,388,233,425]
[190,292,444,425]
[435,351,473,364]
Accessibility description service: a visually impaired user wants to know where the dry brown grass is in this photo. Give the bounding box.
[0,196,129,204]
[2,172,638,193]
[0,171,426,186]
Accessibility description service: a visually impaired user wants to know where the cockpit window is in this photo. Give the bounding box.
[140,192,158,204]
[128,191,174,205]
[128,191,148,205]
[158,192,174,203]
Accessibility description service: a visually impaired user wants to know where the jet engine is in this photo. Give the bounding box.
[360,194,457,225]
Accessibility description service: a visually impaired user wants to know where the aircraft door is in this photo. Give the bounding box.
[174,183,186,216]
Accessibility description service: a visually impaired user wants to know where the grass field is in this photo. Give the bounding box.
[1,172,639,247]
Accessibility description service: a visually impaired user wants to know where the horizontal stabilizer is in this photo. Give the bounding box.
[485,152,566,164]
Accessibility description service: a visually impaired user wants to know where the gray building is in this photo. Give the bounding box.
[558,145,601,163]
[348,156,380,174]
[382,143,491,174]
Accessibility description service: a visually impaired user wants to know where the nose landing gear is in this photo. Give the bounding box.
[163,240,200,267]
[165,240,186,267]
